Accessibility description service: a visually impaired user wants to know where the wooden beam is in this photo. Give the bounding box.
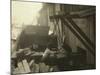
[60,17,95,56]
[65,17,95,49]
[70,8,96,17]
[17,61,25,73]
[49,8,96,19]
[22,59,31,73]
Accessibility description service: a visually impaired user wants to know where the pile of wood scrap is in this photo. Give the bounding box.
[12,59,58,74]
[11,47,59,74]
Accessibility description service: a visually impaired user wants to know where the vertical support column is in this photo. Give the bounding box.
[55,4,63,49]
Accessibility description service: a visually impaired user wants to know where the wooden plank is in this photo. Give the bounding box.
[49,67,54,72]
[61,17,95,56]
[66,17,95,48]
[31,62,36,73]
[17,62,25,73]
[39,63,46,72]
[22,59,31,73]
[13,67,20,74]
[34,63,39,73]
[45,65,50,72]
[12,67,19,74]
[29,60,35,67]
[70,8,95,17]
[30,62,35,73]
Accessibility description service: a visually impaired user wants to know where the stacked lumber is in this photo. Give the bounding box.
[12,59,58,74]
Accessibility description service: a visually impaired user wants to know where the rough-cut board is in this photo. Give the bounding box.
[17,62,25,73]
[45,65,50,72]
[39,63,46,72]
[13,67,19,74]
[22,59,31,73]
[29,60,35,67]
[34,64,39,73]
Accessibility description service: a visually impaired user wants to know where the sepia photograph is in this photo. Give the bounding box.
[11,0,96,74]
